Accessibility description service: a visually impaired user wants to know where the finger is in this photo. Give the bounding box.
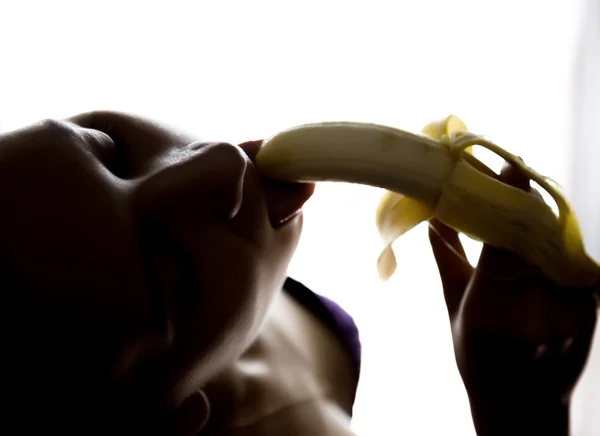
[428,219,473,318]
[496,157,543,201]
[476,160,535,278]
[565,294,597,372]
[497,159,531,191]
[67,111,198,178]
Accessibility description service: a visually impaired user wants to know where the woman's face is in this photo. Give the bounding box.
[0,111,313,428]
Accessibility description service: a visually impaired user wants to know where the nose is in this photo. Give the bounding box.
[134,142,249,222]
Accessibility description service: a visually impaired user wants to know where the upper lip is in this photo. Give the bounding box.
[237,140,263,161]
[238,140,315,227]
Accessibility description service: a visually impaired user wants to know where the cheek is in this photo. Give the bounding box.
[2,172,153,332]
[168,209,301,340]
[176,231,276,342]
[162,224,292,393]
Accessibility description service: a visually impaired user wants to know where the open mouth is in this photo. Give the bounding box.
[238,140,315,227]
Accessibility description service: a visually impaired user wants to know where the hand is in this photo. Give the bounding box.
[0,112,313,434]
[429,164,598,435]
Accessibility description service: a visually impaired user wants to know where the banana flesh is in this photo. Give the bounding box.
[256,122,452,206]
[255,116,600,296]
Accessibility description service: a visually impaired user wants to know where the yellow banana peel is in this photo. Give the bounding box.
[255,115,600,301]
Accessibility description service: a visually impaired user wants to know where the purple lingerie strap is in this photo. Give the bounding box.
[283,277,362,412]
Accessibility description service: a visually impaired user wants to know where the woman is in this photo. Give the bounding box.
[1,111,596,435]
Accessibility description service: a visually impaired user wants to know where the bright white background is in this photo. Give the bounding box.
[1,1,597,435]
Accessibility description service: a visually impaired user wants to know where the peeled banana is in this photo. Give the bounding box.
[255,116,600,297]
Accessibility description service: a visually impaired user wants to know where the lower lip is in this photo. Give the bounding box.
[264,180,316,227]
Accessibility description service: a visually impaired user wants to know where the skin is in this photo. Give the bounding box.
[199,286,359,435]
[1,112,311,434]
[1,112,596,435]
[429,164,598,435]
